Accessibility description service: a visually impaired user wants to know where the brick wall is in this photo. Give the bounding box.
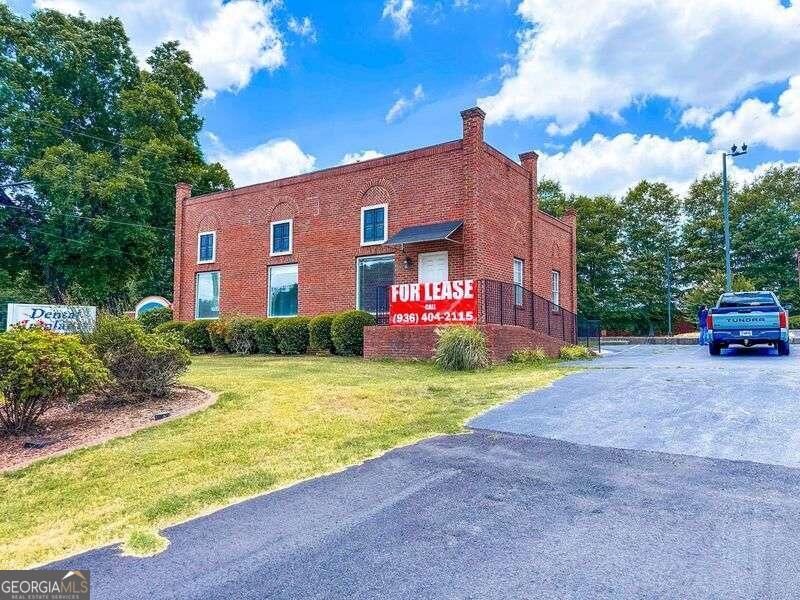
[363,324,567,362]
[173,107,577,320]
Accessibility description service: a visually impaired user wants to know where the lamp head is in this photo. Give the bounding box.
[731,145,737,154]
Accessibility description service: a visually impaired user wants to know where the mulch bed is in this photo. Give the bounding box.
[0,386,215,472]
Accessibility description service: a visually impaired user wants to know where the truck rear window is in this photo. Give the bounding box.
[718,293,776,308]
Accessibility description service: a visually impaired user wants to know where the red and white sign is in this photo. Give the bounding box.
[389,279,477,326]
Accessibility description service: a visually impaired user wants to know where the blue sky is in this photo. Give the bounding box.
[12,0,800,196]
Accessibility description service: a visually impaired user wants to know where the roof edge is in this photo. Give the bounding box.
[187,139,463,203]
[537,209,573,231]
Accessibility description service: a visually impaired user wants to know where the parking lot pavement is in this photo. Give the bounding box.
[50,430,800,600]
[470,344,800,467]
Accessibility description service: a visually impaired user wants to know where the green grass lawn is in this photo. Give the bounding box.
[0,355,569,568]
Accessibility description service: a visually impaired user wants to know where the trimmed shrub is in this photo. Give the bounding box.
[90,314,191,401]
[790,315,800,330]
[0,326,108,433]
[225,316,258,355]
[508,347,549,364]
[253,319,278,354]
[308,314,335,353]
[183,320,213,354]
[206,317,230,353]
[434,325,489,371]
[138,307,173,333]
[559,344,595,360]
[273,317,310,355]
[331,310,375,356]
[102,333,191,400]
[154,320,187,337]
[92,313,144,357]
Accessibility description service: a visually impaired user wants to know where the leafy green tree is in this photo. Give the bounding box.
[0,7,231,305]
[619,181,681,334]
[539,182,625,327]
[537,178,569,216]
[679,175,726,293]
[569,194,626,327]
[733,166,800,307]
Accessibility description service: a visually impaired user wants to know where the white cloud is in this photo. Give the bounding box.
[538,132,797,198]
[288,15,316,42]
[207,137,316,187]
[710,76,800,152]
[35,0,286,97]
[382,0,414,37]
[479,0,800,133]
[680,107,714,129]
[385,84,425,123]
[341,150,385,165]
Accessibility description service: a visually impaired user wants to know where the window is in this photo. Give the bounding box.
[361,204,387,246]
[513,258,524,306]
[270,219,293,256]
[195,271,220,319]
[197,231,216,264]
[356,254,395,312]
[551,270,561,308]
[269,264,298,317]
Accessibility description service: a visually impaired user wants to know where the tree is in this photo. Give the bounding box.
[733,166,800,307]
[537,178,568,216]
[0,7,231,305]
[679,174,726,294]
[619,181,681,334]
[570,194,626,327]
[537,180,626,327]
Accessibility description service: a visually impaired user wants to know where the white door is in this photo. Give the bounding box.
[418,251,449,283]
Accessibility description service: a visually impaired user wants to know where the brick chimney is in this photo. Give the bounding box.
[173,182,192,320]
[175,182,192,204]
[519,151,538,179]
[519,150,539,211]
[460,107,485,149]
[461,107,485,281]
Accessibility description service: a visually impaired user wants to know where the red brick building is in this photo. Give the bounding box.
[172,107,577,355]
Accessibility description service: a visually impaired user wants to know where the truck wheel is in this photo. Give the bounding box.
[709,342,721,356]
[778,341,791,356]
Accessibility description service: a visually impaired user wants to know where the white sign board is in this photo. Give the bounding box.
[6,303,97,333]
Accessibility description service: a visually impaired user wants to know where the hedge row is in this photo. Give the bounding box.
[155,310,376,357]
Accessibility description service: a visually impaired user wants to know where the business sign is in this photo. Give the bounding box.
[6,303,97,333]
[389,279,477,326]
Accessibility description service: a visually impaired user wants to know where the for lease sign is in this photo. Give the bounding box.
[389,279,477,326]
[6,303,97,333]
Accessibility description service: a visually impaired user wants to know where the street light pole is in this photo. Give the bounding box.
[721,144,747,293]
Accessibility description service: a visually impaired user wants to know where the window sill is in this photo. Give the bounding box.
[270,250,293,257]
[197,259,216,265]
[360,239,387,247]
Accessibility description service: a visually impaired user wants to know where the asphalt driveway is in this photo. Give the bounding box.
[51,430,800,600]
[471,344,800,467]
[49,344,800,599]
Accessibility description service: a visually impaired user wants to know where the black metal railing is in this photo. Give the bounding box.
[577,316,601,353]
[368,279,600,351]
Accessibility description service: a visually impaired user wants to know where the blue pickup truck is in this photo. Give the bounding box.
[707,291,791,356]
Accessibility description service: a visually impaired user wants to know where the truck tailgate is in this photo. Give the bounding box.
[712,311,780,330]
